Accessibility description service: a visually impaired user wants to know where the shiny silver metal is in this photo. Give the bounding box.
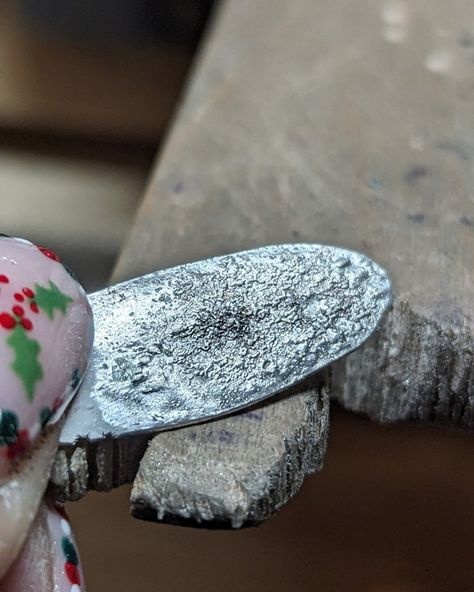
[59,244,391,445]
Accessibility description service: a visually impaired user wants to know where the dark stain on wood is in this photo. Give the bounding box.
[404,166,429,184]
[459,215,473,227]
[407,212,425,223]
[173,181,184,193]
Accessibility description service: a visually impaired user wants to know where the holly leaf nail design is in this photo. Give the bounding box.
[35,281,73,319]
[7,325,43,401]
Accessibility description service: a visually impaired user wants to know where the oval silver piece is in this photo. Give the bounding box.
[60,244,392,444]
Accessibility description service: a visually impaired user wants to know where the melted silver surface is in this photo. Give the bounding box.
[60,244,391,444]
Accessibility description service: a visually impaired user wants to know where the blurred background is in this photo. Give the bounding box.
[1,1,474,590]
[0,0,209,289]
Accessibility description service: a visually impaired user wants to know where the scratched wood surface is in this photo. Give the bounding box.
[114,0,474,428]
[53,0,473,524]
[113,0,474,525]
[131,379,329,527]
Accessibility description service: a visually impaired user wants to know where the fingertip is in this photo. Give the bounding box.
[0,236,93,478]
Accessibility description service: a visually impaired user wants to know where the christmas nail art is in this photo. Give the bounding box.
[0,236,93,476]
[0,499,87,591]
[48,503,86,592]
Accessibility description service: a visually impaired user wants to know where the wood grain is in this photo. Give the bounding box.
[114,0,474,427]
[54,0,473,523]
[131,379,329,528]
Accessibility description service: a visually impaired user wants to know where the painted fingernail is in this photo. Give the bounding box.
[0,500,87,591]
[48,503,86,592]
[0,236,93,476]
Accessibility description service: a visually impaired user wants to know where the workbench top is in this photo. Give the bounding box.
[53,0,473,530]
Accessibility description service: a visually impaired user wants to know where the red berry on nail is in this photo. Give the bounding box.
[6,429,30,460]
[0,275,9,283]
[30,301,39,314]
[22,287,34,298]
[12,305,24,317]
[21,318,33,331]
[38,245,60,262]
[65,562,81,585]
[0,313,16,329]
[14,293,24,302]
[54,504,69,521]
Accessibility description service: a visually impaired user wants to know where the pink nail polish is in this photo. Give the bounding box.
[48,503,86,592]
[0,501,87,591]
[0,236,93,476]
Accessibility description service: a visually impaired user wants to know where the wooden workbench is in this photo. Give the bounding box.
[44,0,474,589]
[78,0,471,525]
[51,0,474,527]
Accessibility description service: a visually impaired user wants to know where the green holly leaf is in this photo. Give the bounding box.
[35,281,73,319]
[61,537,79,565]
[7,326,43,402]
[0,410,18,446]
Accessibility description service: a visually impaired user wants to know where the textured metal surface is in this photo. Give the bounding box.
[60,244,391,445]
